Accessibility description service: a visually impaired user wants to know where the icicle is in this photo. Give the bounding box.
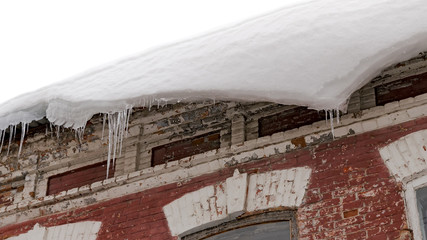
[12,125,16,140]
[125,108,132,137]
[105,107,133,178]
[0,129,4,154]
[75,123,86,145]
[18,122,27,159]
[49,123,53,138]
[118,112,125,157]
[101,114,106,140]
[112,112,120,168]
[325,110,328,125]
[329,110,335,139]
[75,131,79,144]
[7,125,14,156]
[336,108,340,125]
[106,113,113,178]
[56,125,61,140]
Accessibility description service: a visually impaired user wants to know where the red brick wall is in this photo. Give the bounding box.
[258,107,326,137]
[2,117,427,240]
[151,131,220,166]
[47,161,115,195]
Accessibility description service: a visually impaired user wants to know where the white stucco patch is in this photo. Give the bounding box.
[379,129,427,182]
[246,167,312,211]
[163,170,247,236]
[163,167,311,236]
[226,169,248,214]
[7,221,101,240]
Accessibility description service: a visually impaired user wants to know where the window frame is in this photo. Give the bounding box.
[405,175,427,240]
[181,210,298,240]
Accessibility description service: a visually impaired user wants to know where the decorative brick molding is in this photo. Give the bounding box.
[163,167,311,237]
[379,129,427,182]
[7,221,101,240]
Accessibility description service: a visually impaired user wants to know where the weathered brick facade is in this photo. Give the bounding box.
[0,54,427,239]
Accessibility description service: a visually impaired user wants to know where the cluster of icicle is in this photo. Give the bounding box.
[325,109,341,139]
[0,107,133,179]
[0,123,29,159]
[0,103,342,179]
[103,108,132,178]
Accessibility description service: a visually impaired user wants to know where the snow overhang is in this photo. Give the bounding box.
[1,0,427,130]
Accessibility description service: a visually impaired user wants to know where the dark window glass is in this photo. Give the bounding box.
[416,186,427,239]
[205,221,290,240]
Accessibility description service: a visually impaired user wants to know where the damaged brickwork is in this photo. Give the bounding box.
[1,117,427,239]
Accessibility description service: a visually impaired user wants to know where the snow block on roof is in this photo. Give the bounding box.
[1,0,427,130]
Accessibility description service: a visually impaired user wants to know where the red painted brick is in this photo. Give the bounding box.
[258,106,326,137]
[47,161,115,195]
[151,131,220,166]
[375,71,427,106]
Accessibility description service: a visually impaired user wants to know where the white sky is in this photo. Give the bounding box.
[0,0,306,105]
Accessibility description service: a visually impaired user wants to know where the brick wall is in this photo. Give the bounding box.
[151,131,220,166]
[2,116,426,240]
[258,107,326,137]
[47,161,115,195]
[376,71,427,106]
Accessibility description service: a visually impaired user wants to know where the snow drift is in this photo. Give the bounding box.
[1,0,427,130]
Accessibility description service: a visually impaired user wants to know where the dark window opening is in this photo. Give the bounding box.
[151,131,221,167]
[47,160,115,195]
[182,210,298,240]
[375,71,427,106]
[259,106,326,137]
[417,186,427,239]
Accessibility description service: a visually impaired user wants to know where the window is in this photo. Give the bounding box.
[375,71,427,106]
[151,131,221,167]
[258,107,325,137]
[405,175,427,240]
[47,161,115,195]
[417,186,427,239]
[182,211,297,240]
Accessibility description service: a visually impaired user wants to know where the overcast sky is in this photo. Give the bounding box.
[0,0,306,105]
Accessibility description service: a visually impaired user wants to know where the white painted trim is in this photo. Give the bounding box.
[163,167,312,237]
